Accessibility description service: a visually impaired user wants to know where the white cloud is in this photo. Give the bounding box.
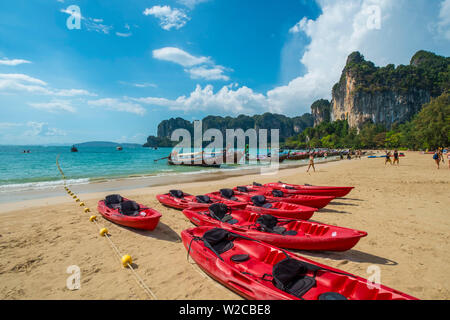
[289,17,308,34]
[134,84,271,114]
[60,9,112,34]
[25,122,66,137]
[116,32,132,37]
[119,81,157,88]
[186,66,230,81]
[0,73,95,97]
[88,98,146,115]
[153,47,231,81]
[0,58,31,66]
[143,5,190,30]
[152,47,211,67]
[437,0,450,39]
[177,0,209,9]
[28,100,76,113]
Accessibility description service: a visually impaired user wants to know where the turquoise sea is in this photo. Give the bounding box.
[0,146,221,192]
[0,145,287,193]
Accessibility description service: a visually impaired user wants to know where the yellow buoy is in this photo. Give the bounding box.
[72,195,77,199]
[75,198,80,202]
[89,215,97,222]
[121,255,132,267]
[99,228,108,237]
[84,208,91,213]
[79,202,85,206]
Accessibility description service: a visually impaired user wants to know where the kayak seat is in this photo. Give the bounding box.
[202,228,234,254]
[195,195,212,204]
[220,188,238,201]
[253,182,263,187]
[256,215,298,236]
[231,254,250,263]
[236,186,249,193]
[251,195,271,208]
[120,200,140,216]
[105,194,123,209]
[318,292,347,300]
[272,190,284,197]
[272,258,316,298]
[209,203,238,225]
[169,190,184,199]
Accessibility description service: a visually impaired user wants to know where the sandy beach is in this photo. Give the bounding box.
[0,152,449,300]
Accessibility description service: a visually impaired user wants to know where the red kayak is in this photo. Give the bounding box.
[263,182,354,197]
[97,194,161,231]
[233,185,335,209]
[207,189,317,220]
[182,226,418,300]
[156,190,247,210]
[183,204,367,251]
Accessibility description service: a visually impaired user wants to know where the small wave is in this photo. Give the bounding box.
[0,178,90,193]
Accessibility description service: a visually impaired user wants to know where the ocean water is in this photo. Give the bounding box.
[0,145,278,193]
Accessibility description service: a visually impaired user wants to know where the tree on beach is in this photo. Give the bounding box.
[411,92,450,150]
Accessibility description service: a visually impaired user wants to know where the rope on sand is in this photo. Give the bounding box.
[56,155,157,300]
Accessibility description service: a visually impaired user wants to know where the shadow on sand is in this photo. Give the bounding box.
[329,201,358,207]
[290,249,398,266]
[318,208,352,214]
[124,222,182,243]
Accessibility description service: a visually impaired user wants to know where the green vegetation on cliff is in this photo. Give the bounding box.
[285,92,449,150]
[333,51,449,97]
[144,112,314,147]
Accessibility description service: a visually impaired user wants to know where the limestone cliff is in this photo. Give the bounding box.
[324,51,448,129]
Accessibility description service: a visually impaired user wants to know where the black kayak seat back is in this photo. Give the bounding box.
[256,214,278,229]
[202,228,234,254]
[272,190,284,197]
[120,200,141,216]
[220,188,237,200]
[256,214,297,235]
[169,190,184,199]
[251,195,272,208]
[196,195,211,204]
[272,258,316,298]
[209,203,238,225]
[105,194,123,209]
[236,186,249,193]
[253,182,263,187]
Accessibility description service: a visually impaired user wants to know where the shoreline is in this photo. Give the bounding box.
[0,156,340,211]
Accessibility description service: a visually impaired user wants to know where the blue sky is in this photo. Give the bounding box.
[0,0,449,145]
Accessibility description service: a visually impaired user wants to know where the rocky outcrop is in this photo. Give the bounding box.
[310,99,331,126]
[325,51,448,129]
[149,113,314,146]
[331,73,430,128]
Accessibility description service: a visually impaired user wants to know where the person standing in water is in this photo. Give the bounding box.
[306,153,315,172]
[393,149,400,166]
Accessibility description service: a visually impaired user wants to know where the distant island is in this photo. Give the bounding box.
[75,141,143,148]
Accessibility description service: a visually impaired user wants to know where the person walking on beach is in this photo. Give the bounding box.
[433,150,440,169]
[306,153,315,172]
[393,149,400,166]
[385,150,392,166]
